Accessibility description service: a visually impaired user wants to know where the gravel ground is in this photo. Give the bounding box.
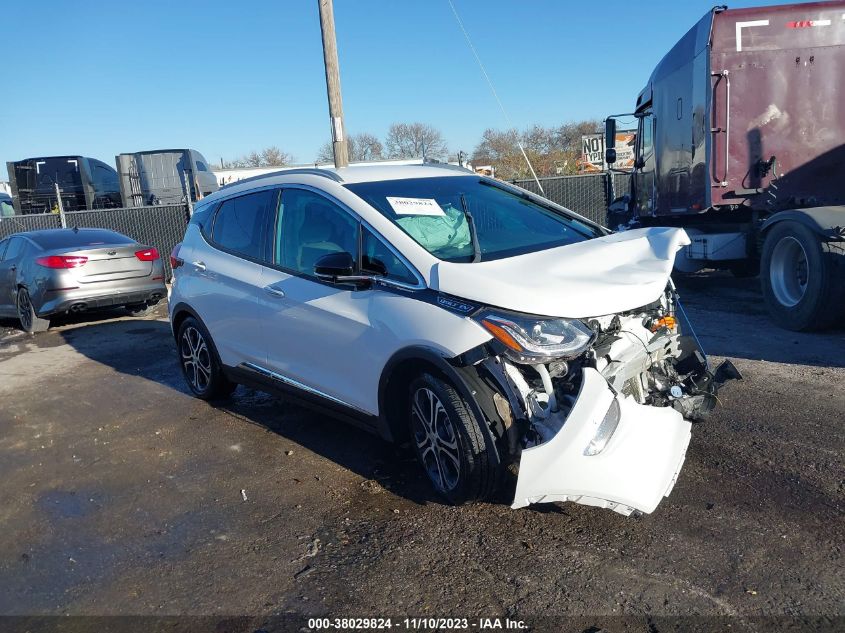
[0,274,842,633]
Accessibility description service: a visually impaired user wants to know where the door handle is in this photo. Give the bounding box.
[191,261,206,271]
[263,285,285,298]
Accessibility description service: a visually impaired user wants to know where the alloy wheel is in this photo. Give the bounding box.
[181,326,212,393]
[17,289,33,332]
[410,387,461,493]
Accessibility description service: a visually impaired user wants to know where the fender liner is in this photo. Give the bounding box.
[377,345,505,469]
[760,207,845,242]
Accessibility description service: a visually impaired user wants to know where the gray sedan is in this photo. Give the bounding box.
[0,228,167,332]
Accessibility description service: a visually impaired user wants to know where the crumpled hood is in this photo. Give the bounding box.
[430,227,691,318]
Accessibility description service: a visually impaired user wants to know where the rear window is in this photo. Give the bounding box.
[30,229,134,250]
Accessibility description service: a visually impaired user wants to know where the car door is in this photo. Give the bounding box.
[259,187,423,416]
[187,188,277,368]
[0,237,24,315]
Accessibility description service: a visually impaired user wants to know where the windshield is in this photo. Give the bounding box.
[345,176,600,262]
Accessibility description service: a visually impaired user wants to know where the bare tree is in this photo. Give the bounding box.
[472,120,601,179]
[317,132,384,163]
[385,123,447,160]
[222,146,293,169]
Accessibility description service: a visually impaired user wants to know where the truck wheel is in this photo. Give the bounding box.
[761,221,845,331]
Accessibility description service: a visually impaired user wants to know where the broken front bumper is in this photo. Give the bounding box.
[512,367,692,516]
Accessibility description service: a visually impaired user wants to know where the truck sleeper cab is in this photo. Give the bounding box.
[605,2,845,331]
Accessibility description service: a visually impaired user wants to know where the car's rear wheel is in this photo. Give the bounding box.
[177,316,236,400]
[408,373,499,505]
[17,288,50,333]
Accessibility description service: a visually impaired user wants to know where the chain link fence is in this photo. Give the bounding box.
[0,204,190,276]
[510,172,633,226]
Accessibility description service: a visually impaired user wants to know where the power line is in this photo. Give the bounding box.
[446,0,544,194]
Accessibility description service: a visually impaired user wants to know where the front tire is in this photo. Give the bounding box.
[17,288,50,333]
[408,373,499,505]
[176,317,236,400]
[761,221,845,331]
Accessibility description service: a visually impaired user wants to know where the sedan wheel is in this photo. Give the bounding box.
[16,288,50,333]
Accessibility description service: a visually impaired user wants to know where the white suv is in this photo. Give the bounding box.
[169,164,737,515]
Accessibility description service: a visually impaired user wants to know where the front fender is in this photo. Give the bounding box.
[760,207,845,241]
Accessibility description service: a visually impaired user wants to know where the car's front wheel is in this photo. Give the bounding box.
[177,316,236,400]
[17,287,50,333]
[408,373,499,504]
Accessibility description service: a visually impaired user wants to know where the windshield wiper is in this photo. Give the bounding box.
[459,193,482,263]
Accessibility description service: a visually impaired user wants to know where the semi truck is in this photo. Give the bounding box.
[604,1,845,331]
[6,156,121,215]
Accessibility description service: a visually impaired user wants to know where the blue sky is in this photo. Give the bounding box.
[1,0,791,179]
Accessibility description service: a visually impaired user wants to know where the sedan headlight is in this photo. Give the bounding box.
[475,309,595,363]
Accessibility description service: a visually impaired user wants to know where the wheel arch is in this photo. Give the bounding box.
[169,301,203,340]
[760,208,845,241]
[377,345,505,470]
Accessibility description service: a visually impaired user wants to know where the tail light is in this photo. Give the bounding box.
[36,255,88,269]
[135,248,160,262]
[170,244,184,269]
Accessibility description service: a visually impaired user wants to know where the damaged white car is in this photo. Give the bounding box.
[169,164,740,515]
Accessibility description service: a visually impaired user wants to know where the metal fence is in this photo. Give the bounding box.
[511,171,632,226]
[0,204,190,276]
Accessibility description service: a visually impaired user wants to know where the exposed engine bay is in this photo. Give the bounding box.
[459,284,741,515]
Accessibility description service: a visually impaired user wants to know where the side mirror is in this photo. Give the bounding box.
[604,118,617,165]
[314,251,371,286]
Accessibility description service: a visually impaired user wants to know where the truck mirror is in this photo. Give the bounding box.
[604,118,617,164]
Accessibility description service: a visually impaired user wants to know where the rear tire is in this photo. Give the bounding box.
[407,373,499,505]
[176,316,236,400]
[17,288,50,333]
[761,221,845,331]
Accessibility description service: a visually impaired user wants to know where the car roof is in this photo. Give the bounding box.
[206,163,475,202]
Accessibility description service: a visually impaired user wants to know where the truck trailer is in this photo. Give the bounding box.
[6,156,121,215]
[605,1,845,331]
[115,149,218,208]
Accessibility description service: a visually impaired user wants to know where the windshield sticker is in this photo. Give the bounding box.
[386,196,445,217]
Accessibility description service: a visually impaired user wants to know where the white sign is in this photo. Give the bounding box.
[386,196,445,216]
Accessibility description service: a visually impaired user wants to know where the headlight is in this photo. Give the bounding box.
[583,398,621,456]
[475,309,595,363]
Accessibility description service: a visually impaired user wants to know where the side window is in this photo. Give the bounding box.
[4,237,25,260]
[196,161,208,172]
[639,114,654,159]
[361,227,418,285]
[275,188,358,276]
[211,189,277,262]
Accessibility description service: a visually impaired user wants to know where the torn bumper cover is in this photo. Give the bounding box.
[512,367,691,515]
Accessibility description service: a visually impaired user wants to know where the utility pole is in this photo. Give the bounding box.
[317,0,349,168]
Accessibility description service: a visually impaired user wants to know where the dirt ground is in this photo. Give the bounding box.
[0,273,842,633]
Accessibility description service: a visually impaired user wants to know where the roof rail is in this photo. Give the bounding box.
[420,161,475,174]
[220,167,343,189]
